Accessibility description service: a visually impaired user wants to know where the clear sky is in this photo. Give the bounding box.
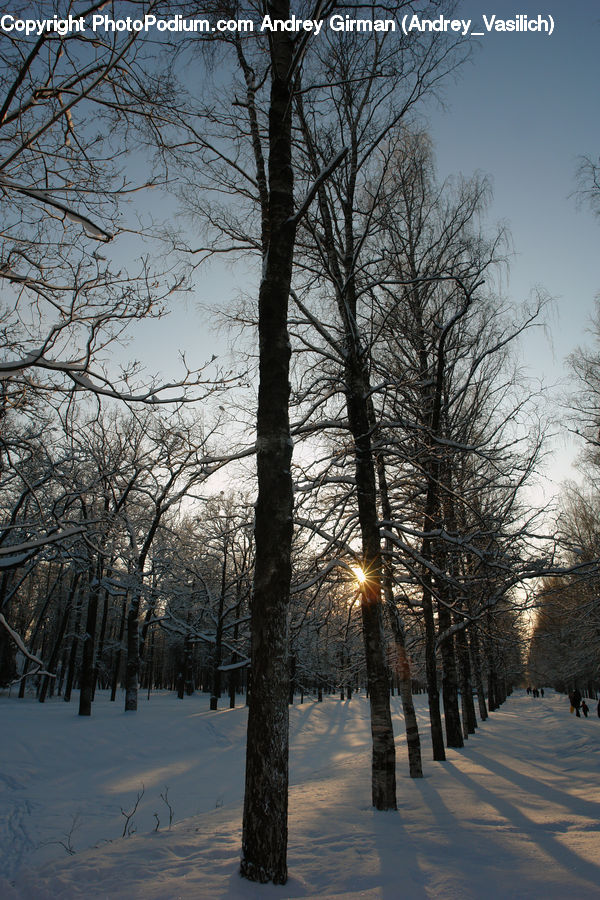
[424,0,600,491]
[119,0,599,494]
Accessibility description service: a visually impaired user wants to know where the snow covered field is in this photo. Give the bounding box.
[1,689,599,899]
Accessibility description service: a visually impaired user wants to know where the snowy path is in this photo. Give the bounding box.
[1,689,599,898]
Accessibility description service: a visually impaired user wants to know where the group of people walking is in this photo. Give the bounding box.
[526,684,599,717]
[568,687,600,718]
[526,685,544,698]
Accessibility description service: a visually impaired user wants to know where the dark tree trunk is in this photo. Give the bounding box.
[146,625,155,699]
[211,579,225,710]
[418,341,446,761]
[18,567,62,698]
[124,592,140,712]
[64,588,84,703]
[374,439,422,779]
[92,582,110,700]
[417,292,471,760]
[488,668,498,711]
[240,6,296,883]
[359,585,397,807]
[389,614,423,778]
[57,643,69,696]
[436,583,463,748]
[288,654,296,705]
[486,617,500,712]
[38,603,69,704]
[110,594,128,702]
[229,667,237,708]
[437,468,464,748]
[79,565,101,716]
[456,623,477,736]
[422,574,446,760]
[346,370,396,809]
[39,574,80,704]
[469,626,488,721]
[183,631,194,696]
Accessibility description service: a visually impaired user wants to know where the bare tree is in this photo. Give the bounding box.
[287,14,468,793]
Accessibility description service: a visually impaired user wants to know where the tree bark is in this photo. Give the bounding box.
[469,626,488,721]
[124,591,140,711]
[389,613,423,778]
[438,626,463,748]
[110,594,128,702]
[39,573,81,704]
[373,433,422,778]
[211,558,226,710]
[456,623,477,736]
[64,587,84,703]
[422,574,446,760]
[79,562,101,717]
[240,5,296,883]
[346,370,396,809]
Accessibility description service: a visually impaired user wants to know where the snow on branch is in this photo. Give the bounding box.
[291,557,361,593]
[0,614,56,679]
[218,658,250,672]
[0,527,85,569]
[0,176,112,242]
[287,147,348,228]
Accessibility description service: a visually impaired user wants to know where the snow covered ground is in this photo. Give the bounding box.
[1,688,599,899]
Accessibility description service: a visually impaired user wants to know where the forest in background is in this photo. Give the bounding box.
[1,0,599,886]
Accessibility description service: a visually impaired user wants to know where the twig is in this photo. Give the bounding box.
[121,785,144,837]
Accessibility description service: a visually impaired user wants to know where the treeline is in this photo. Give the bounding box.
[528,303,600,698]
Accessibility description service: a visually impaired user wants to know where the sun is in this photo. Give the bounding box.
[352,566,367,585]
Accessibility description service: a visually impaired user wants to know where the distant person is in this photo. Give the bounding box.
[527,685,531,695]
[597,699,600,718]
[572,687,582,717]
[581,700,589,718]
[540,688,544,698]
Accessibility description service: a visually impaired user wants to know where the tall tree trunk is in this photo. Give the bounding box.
[437,593,463,748]
[183,628,194,696]
[422,572,446,760]
[110,594,128,702]
[488,665,498,711]
[346,370,396,809]
[18,566,62,698]
[64,587,84,703]
[124,590,140,712]
[437,465,464,748]
[146,625,155,699]
[486,618,499,712]
[438,628,463,748]
[417,292,471,759]
[469,626,488,721]
[79,561,101,717]
[389,613,423,778]
[418,336,446,761]
[38,602,70,704]
[241,6,295,883]
[456,622,477,736]
[373,434,422,778]
[92,584,110,700]
[39,573,81,703]
[211,559,226,710]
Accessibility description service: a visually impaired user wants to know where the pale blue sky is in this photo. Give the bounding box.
[423,0,600,490]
